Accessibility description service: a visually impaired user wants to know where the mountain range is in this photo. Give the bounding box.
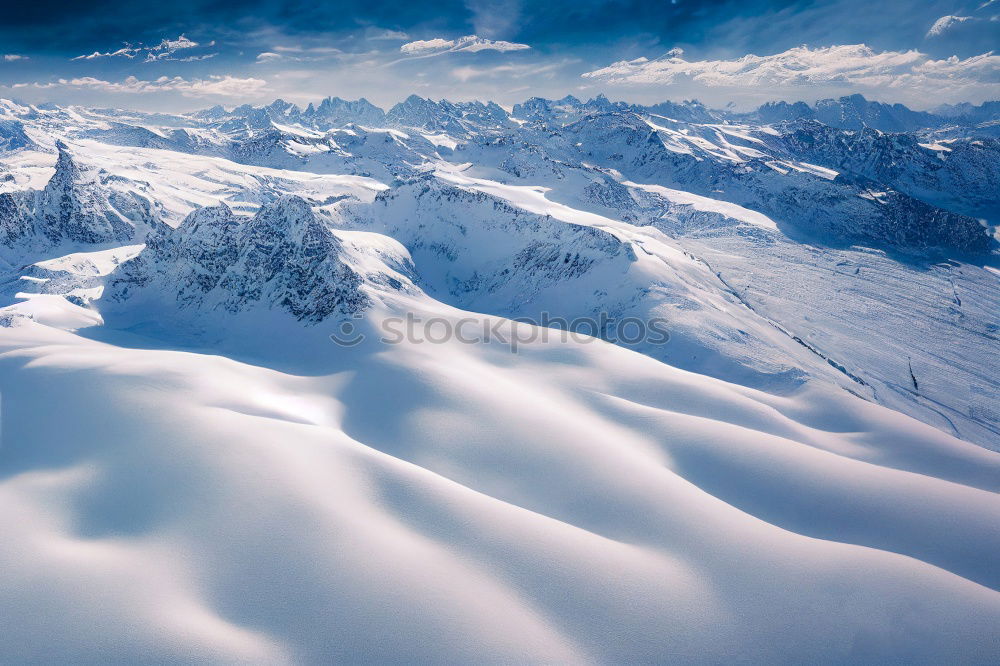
[0,91,998,662]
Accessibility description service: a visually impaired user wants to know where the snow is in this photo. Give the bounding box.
[33,244,145,276]
[780,160,840,180]
[1,141,388,225]
[421,133,460,150]
[0,313,998,662]
[624,180,780,230]
[0,94,997,662]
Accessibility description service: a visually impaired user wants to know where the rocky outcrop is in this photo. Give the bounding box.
[0,141,163,259]
[106,196,369,323]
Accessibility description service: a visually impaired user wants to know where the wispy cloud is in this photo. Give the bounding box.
[255,46,342,64]
[3,54,28,62]
[582,44,1000,98]
[11,74,267,97]
[71,35,215,63]
[366,28,409,40]
[399,35,530,57]
[450,60,573,82]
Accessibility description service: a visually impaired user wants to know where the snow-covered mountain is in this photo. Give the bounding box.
[104,196,374,327]
[745,93,1000,134]
[0,93,998,662]
[0,140,163,264]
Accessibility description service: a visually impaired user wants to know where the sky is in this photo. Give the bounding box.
[0,0,996,112]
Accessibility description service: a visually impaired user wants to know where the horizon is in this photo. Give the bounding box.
[0,1,997,113]
[4,90,999,117]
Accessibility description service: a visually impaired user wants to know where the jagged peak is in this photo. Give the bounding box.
[174,202,238,238]
[46,141,87,190]
[106,194,369,324]
[252,194,320,227]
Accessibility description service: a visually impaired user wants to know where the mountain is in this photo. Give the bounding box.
[386,95,512,133]
[746,94,1000,134]
[512,95,717,125]
[0,141,163,262]
[814,94,943,132]
[104,196,372,328]
[553,111,993,254]
[307,96,386,128]
[773,120,1000,220]
[934,100,1000,123]
[0,119,34,152]
[0,94,998,663]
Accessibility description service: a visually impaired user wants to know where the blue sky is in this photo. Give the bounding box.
[0,0,996,111]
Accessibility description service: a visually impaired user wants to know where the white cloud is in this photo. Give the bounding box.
[73,48,134,61]
[399,35,530,57]
[11,74,267,98]
[581,44,1000,98]
[72,35,214,62]
[255,46,342,63]
[144,36,200,61]
[3,54,27,62]
[911,51,1000,81]
[926,15,975,38]
[400,38,455,55]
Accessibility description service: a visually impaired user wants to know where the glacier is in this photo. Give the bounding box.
[0,92,998,663]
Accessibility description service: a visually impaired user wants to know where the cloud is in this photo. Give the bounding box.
[3,54,27,62]
[450,60,572,82]
[911,51,1000,81]
[926,15,975,37]
[72,35,214,62]
[255,46,342,63]
[144,36,201,61]
[399,35,530,57]
[581,44,1000,98]
[11,74,267,97]
[273,46,342,54]
[400,38,458,55]
[366,28,409,40]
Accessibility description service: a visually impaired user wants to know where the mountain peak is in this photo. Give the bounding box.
[106,196,369,324]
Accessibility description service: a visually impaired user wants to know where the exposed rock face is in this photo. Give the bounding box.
[0,141,163,259]
[106,195,369,323]
[557,113,994,254]
[386,95,512,133]
[308,97,386,128]
[0,119,34,152]
[36,142,142,245]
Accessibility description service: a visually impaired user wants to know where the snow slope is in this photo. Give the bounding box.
[1,309,999,663]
